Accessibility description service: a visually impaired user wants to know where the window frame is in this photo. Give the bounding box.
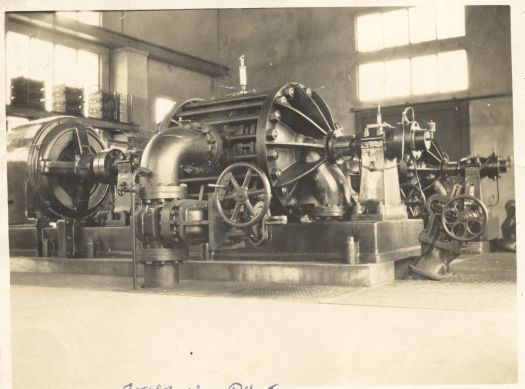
[55,11,102,27]
[6,30,104,116]
[357,49,469,103]
[7,22,110,92]
[354,7,468,104]
[354,6,465,53]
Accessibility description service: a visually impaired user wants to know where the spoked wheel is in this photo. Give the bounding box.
[400,183,426,218]
[441,195,488,241]
[214,163,272,228]
[19,117,110,220]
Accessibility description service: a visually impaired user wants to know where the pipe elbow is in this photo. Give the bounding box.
[140,127,211,186]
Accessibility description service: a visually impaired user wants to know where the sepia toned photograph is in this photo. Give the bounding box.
[0,1,523,388]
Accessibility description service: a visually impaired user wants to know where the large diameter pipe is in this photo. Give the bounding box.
[139,127,217,187]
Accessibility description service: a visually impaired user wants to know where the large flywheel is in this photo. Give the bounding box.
[7,116,113,220]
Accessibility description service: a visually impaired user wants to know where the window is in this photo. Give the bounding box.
[358,50,468,102]
[55,11,101,26]
[6,31,100,114]
[356,4,467,102]
[155,97,176,124]
[356,5,465,52]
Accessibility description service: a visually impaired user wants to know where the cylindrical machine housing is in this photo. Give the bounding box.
[157,82,352,220]
[6,116,111,223]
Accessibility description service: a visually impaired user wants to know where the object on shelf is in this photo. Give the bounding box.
[130,95,148,128]
[88,90,118,121]
[52,85,84,116]
[10,77,45,111]
[117,93,148,127]
[117,93,131,124]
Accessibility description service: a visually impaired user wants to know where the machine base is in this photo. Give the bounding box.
[10,256,396,287]
[9,224,131,258]
[9,219,423,265]
[215,219,424,263]
[8,225,40,257]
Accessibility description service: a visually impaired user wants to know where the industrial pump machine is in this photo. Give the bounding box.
[131,82,433,285]
[6,80,508,287]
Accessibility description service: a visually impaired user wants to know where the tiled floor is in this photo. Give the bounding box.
[9,252,518,388]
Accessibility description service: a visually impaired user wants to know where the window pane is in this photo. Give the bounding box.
[77,50,100,116]
[56,11,78,21]
[438,50,468,92]
[29,38,53,80]
[358,62,384,102]
[6,32,30,78]
[77,12,100,26]
[155,98,177,123]
[56,11,100,26]
[409,6,436,43]
[77,50,99,91]
[54,45,77,87]
[356,13,383,52]
[382,9,409,48]
[436,4,465,39]
[384,59,410,98]
[30,38,54,111]
[411,55,438,95]
[6,32,30,104]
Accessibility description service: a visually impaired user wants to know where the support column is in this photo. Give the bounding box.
[110,47,150,131]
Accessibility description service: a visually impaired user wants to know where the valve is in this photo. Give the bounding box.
[441,194,488,241]
[214,162,272,228]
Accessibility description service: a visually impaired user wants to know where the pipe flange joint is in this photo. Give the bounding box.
[138,185,188,201]
[136,247,187,263]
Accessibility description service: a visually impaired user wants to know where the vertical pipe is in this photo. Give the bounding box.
[130,167,151,290]
[201,242,210,261]
[344,236,357,264]
[131,189,137,290]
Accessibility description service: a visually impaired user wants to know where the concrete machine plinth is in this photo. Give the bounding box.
[215,219,423,263]
[10,256,395,287]
[9,219,424,287]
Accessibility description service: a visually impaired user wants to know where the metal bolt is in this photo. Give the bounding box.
[305,87,312,97]
[281,187,288,195]
[284,86,295,98]
[269,110,281,121]
[268,149,279,160]
[271,168,282,179]
[266,129,279,141]
[277,96,288,105]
